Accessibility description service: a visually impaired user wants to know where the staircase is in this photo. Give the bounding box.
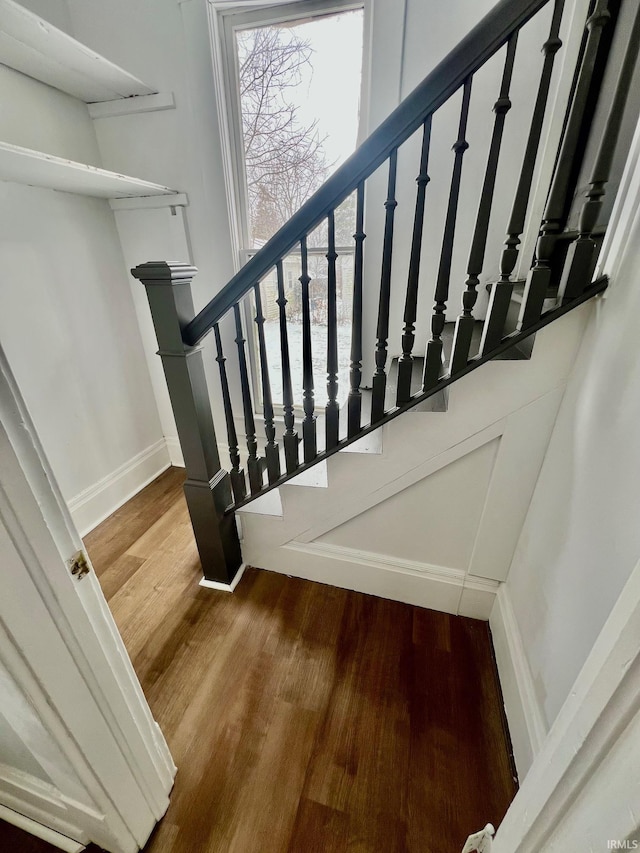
[133,0,640,594]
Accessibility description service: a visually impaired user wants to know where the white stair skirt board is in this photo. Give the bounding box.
[340,430,383,454]
[0,804,84,853]
[199,562,247,593]
[489,586,547,779]
[268,542,499,620]
[237,488,283,517]
[0,0,155,103]
[67,439,171,537]
[283,459,328,488]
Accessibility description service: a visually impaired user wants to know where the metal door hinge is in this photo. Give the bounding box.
[69,551,91,581]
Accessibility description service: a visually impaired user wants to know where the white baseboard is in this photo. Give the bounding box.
[0,804,84,852]
[489,585,547,780]
[251,541,499,619]
[199,562,247,593]
[67,439,171,536]
[0,764,99,848]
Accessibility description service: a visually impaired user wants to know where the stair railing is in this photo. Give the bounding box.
[133,0,638,585]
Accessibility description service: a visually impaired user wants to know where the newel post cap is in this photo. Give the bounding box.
[131,261,198,284]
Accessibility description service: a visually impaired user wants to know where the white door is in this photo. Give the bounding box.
[0,344,175,853]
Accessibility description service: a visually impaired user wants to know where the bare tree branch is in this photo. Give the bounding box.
[236,26,332,243]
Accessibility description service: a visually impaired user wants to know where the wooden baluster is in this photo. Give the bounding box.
[348,182,366,437]
[422,78,472,391]
[371,149,398,423]
[213,322,246,504]
[493,2,565,299]
[397,119,432,404]
[452,35,517,372]
[559,1,640,302]
[234,303,262,495]
[276,260,299,473]
[253,283,281,485]
[480,1,565,353]
[519,0,611,331]
[299,237,317,462]
[326,211,340,449]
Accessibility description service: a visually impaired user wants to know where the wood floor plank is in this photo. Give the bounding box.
[94,552,145,601]
[2,467,517,853]
[83,466,185,574]
[286,799,349,853]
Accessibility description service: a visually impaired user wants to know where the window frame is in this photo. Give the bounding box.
[208,0,369,418]
[208,0,369,271]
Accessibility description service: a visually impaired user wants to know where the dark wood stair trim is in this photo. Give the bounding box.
[228,276,607,511]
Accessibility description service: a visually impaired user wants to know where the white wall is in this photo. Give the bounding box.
[14,0,74,34]
[0,63,167,533]
[60,0,241,458]
[319,438,500,569]
[503,152,640,732]
[65,0,236,312]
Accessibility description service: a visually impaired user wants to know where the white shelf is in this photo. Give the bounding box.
[0,0,156,103]
[0,141,178,199]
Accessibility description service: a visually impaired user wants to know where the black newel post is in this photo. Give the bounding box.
[132,261,242,586]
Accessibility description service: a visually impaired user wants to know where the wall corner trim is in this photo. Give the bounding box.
[495,557,640,851]
[0,772,93,852]
[0,804,84,852]
[489,585,548,779]
[67,439,171,536]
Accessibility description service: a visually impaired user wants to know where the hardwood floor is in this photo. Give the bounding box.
[3,467,517,852]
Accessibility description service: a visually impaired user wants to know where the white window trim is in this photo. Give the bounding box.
[207,0,369,272]
[207,0,368,419]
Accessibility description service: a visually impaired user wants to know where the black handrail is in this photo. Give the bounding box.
[183,0,552,346]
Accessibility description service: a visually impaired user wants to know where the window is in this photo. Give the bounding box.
[214,0,365,407]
